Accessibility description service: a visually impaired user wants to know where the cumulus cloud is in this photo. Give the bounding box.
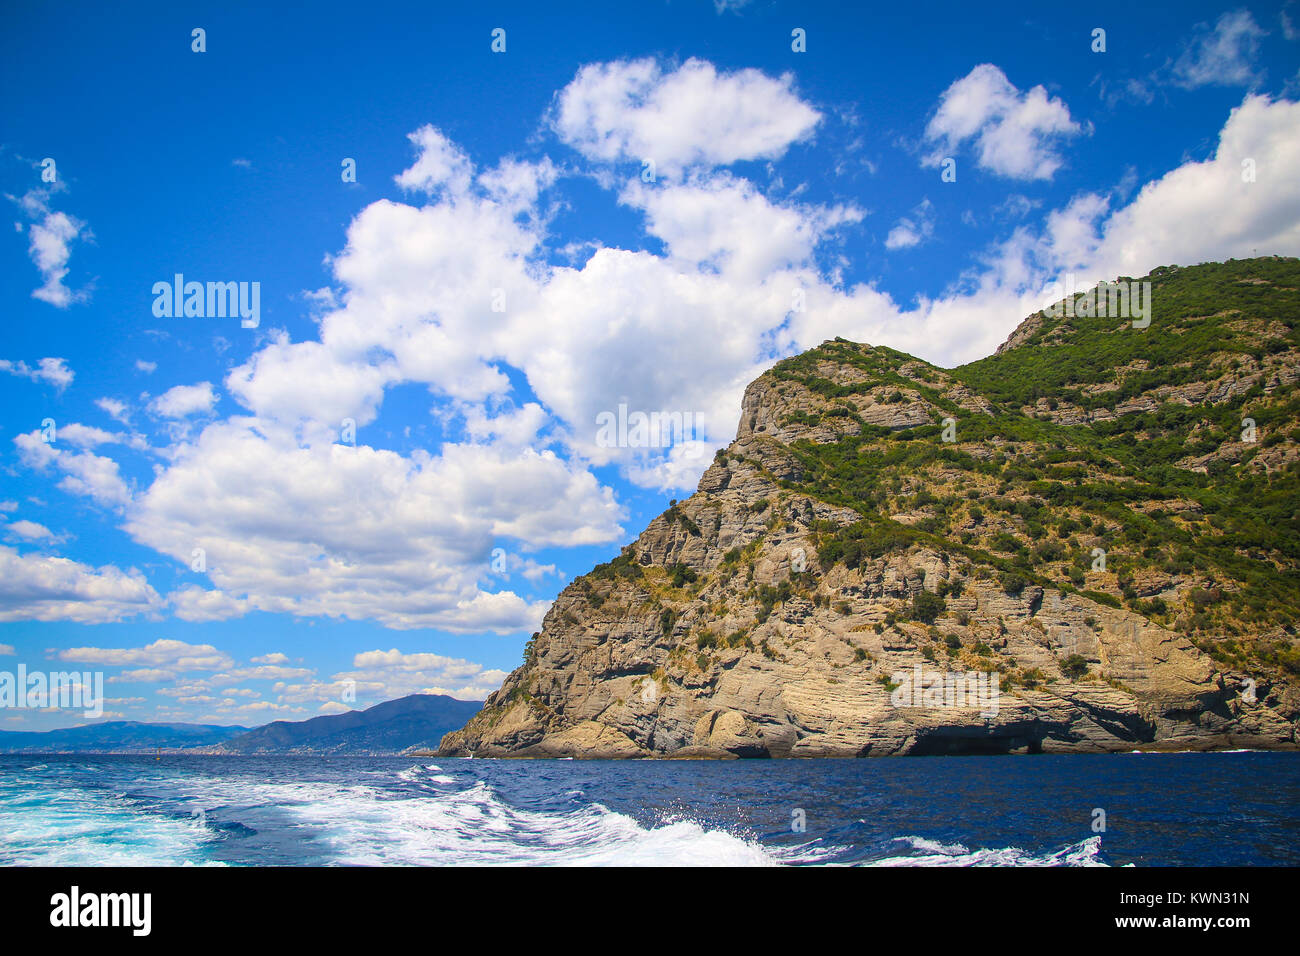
[54,423,118,448]
[122,419,616,631]
[5,519,59,543]
[622,174,862,280]
[0,357,73,390]
[0,546,163,623]
[923,64,1082,180]
[149,382,217,418]
[394,125,475,196]
[14,430,132,508]
[1014,94,1300,285]
[168,585,250,622]
[552,58,821,176]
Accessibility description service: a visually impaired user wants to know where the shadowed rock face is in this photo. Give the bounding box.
[440,259,1300,758]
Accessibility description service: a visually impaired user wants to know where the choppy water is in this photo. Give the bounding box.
[2,752,1297,866]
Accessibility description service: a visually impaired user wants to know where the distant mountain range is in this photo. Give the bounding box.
[0,721,249,753]
[0,693,483,755]
[214,694,482,755]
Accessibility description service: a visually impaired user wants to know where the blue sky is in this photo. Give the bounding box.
[1,0,1298,729]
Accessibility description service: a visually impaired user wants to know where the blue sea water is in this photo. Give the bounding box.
[1,752,1297,866]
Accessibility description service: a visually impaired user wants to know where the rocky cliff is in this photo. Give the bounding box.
[440,257,1300,757]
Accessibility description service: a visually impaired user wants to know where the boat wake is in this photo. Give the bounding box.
[0,759,1120,866]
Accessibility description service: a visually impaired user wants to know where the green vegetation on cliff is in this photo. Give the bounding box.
[772,258,1300,674]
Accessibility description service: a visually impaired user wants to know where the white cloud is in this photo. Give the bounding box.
[491,551,562,583]
[191,695,303,719]
[218,664,314,681]
[6,520,58,542]
[168,585,250,622]
[122,419,618,631]
[62,133,619,633]
[29,213,83,305]
[394,125,474,196]
[95,398,131,425]
[55,423,119,448]
[0,357,73,390]
[277,647,506,704]
[885,199,936,250]
[552,58,821,176]
[0,545,163,623]
[923,64,1082,180]
[112,669,176,683]
[9,189,89,307]
[477,156,559,212]
[14,430,132,508]
[44,421,148,454]
[135,360,157,374]
[149,382,217,418]
[1172,10,1267,89]
[58,638,234,673]
[226,336,398,428]
[622,174,862,280]
[1026,94,1300,283]
[157,680,222,697]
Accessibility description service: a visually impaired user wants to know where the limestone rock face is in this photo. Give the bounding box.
[439,260,1300,758]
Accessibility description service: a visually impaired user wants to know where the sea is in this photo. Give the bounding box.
[2,752,1297,866]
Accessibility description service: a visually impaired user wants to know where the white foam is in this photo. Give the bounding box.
[0,778,219,866]
[871,834,1108,867]
[13,764,778,866]
[1125,748,1258,754]
[266,775,780,866]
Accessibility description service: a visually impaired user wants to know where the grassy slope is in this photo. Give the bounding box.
[764,258,1300,678]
